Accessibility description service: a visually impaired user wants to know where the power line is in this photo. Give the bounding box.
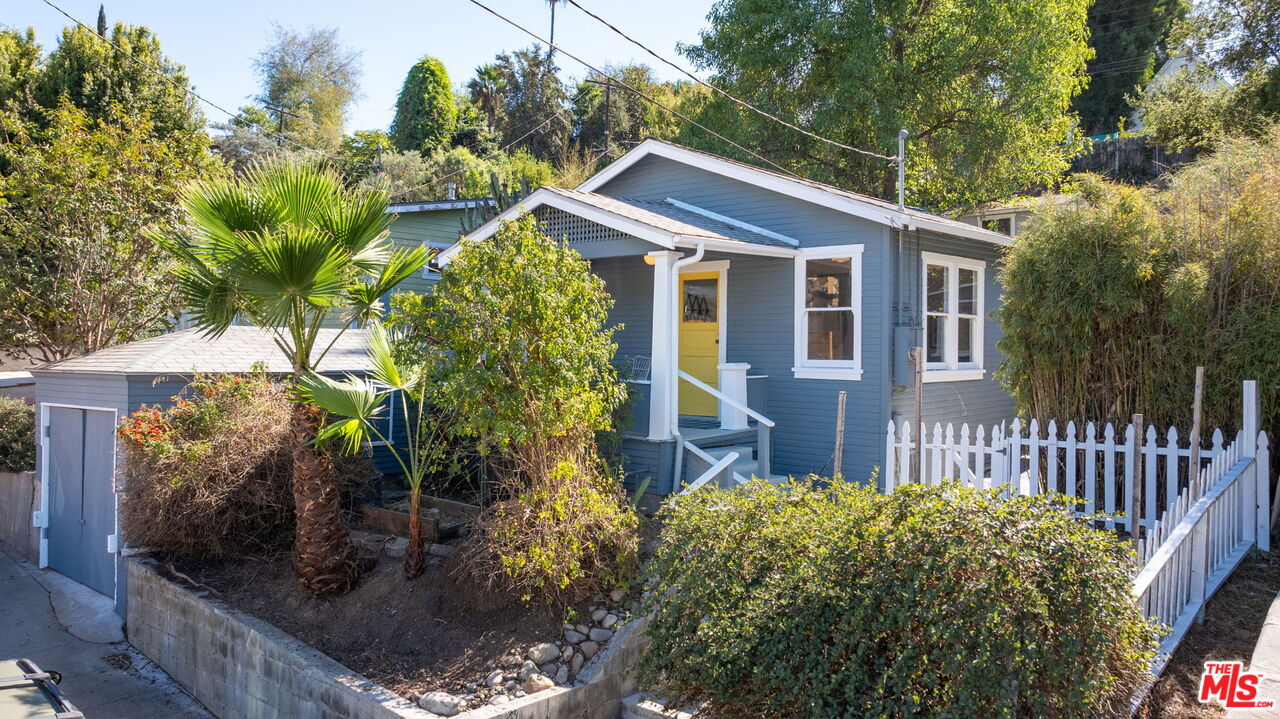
[37,0,358,167]
[389,86,592,201]
[464,0,814,180]
[564,0,898,163]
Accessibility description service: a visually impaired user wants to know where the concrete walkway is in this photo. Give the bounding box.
[1230,591,1280,718]
[0,551,211,718]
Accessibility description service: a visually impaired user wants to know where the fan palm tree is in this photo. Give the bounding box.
[466,64,505,132]
[298,323,442,578]
[160,160,427,596]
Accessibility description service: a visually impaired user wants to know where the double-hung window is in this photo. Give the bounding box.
[793,245,863,380]
[921,252,985,382]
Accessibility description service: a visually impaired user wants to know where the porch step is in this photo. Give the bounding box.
[702,445,754,462]
[620,693,698,719]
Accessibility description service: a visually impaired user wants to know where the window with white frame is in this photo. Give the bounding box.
[921,252,985,381]
[793,245,863,380]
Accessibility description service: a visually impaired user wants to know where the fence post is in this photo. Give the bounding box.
[1260,432,1271,552]
[884,421,896,493]
[1128,414,1141,546]
[1190,509,1210,624]
[1243,380,1268,552]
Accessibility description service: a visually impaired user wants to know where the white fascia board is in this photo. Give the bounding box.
[906,217,1013,246]
[674,236,798,258]
[436,188,678,266]
[578,139,903,229]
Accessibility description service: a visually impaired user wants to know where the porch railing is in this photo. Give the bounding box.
[678,441,743,495]
[678,370,773,478]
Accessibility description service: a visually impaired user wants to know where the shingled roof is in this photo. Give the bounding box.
[34,326,372,375]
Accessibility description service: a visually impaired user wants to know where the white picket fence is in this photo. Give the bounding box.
[886,381,1271,673]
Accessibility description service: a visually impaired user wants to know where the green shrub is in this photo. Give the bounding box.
[639,480,1159,718]
[0,396,35,472]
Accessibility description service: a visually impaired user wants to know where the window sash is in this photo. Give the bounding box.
[921,256,983,372]
[794,246,863,376]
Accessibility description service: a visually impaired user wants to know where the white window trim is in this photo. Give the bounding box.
[792,244,864,380]
[921,251,986,383]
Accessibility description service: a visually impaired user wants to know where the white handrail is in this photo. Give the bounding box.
[680,451,739,494]
[678,370,775,427]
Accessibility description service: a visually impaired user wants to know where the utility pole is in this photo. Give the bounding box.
[265,104,300,146]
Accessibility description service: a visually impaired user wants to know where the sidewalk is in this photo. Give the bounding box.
[1231,591,1280,718]
[0,551,210,718]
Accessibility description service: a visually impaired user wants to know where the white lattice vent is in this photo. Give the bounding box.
[534,206,635,245]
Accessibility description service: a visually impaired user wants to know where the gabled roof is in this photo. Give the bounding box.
[437,186,800,263]
[34,326,372,376]
[577,139,1012,245]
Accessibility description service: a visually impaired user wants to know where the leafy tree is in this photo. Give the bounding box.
[301,324,444,578]
[572,65,670,154]
[390,56,457,155]
[1176,0,1280,124]
[1073,0,1188,136]
[363,148,434,199]
[338,129,392,182]
[1131,65,1249,151]
[466,63,506,132]
[452,93,500,156]
[160,161,427,596]
[0,101,216,362]
[492,47,570,163]
[210,105,298,172]
[417,146,553,201]
[999,129,1280,433]
[0,22,204,141]
[253,25,361,150]
[680,0,1093,210]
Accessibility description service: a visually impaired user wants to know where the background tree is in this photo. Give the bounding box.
[337,129,392,183]
[466,64,506,132]
[390,55,457,155]
[492,47,570,163]
[162,161,427,597]
[1177,0,1280,124]
[253,25,361,151]
[1073,0,1188,136]
[572,65,669,155]
[680,0,1093,210]
[0,22,204,140]
[0,101,216,362]
[210,105,299,172]
[450,94,500,156]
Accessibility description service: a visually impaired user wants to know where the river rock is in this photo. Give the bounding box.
[601,613,618,629]
[384,536,409,558]
[418,691,463,716]
[563,629,586,644]
[517,660,538,680]
[488,694,510,706]
[561,646,574,662]
[485,669,504,687]
[575,623,590,636]
[521,673,555,694]
[589,627,613,642]
[528,642,559,664]
[610,588,625,603]
[570,652,584,676]
[580,641,599,659]
[555,664,569,684]
[591,608,608,623]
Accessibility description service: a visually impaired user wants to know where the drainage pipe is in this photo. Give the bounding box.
[670,242,706,488]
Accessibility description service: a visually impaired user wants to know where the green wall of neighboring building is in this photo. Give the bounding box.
[386,207,467,296]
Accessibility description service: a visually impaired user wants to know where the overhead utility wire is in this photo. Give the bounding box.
[564,0,897,163]
[464,0,818,180]
[38,0,358,167]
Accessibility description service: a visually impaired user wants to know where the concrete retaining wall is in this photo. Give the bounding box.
[126,556,648,719]
[0,471,39,563]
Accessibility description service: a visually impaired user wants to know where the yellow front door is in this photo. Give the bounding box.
[678,271,720,416]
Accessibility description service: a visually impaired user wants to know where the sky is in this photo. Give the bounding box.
[9,0,718,133]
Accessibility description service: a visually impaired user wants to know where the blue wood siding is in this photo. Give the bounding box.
[887,230,1016,431]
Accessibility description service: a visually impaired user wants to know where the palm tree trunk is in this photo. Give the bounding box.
[405,488,425,579]
[290,402,361,596]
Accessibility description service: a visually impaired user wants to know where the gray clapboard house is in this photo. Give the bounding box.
[29,327,377,614]
[441,139,1016,494]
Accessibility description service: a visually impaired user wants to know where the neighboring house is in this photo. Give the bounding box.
[384,197,496,296]
[440,139,1016,494]
[28,327,393,615]
[1128,54,1229,134]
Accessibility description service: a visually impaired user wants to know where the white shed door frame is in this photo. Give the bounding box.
[37,402,119,600]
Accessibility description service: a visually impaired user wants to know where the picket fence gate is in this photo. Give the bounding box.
[885,381,1271,673]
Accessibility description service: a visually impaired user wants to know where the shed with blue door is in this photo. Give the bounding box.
[28,326,388,617]
[441,139,1018,494]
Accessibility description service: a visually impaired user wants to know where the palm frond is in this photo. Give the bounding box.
[296,373,389,454]
[346,246,431,326]
[235,228,354,326]
[366,323,406,392]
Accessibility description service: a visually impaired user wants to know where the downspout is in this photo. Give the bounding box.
[670,242,706,486]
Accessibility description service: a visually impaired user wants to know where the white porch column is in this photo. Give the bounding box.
[717,363,751,430]
[647,251,682,440]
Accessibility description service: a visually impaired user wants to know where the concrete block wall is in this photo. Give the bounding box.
[126,557,650,719]
[126,558,431,719]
